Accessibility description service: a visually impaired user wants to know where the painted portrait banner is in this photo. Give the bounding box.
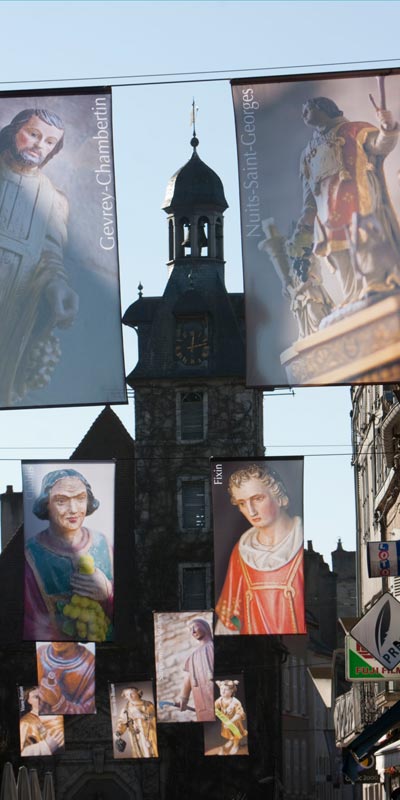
[204,675,249,756]
[212,457,305,635]
[0,88,126,409]
[154,611,215,723]
[36,641,96,715]
[18,685,65,756]
[232,69,400,386]
[23,460,115,642]
[109,681,159,759]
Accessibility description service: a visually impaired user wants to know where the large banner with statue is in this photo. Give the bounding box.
[18,685,65,756]
[0,89,126,409]
[203,674,249,756]
[35,641,96,715]
[232,70,400,386]
[154,611,215,723]
[212,457,305,635]
[109,681,159,758]
[22,460,115,643]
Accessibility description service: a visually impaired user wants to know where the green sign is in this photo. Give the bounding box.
[346,635,400,681]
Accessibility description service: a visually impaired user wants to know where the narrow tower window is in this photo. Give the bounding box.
[178,391,205,441]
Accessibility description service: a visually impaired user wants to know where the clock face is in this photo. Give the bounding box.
[175,319,209,365]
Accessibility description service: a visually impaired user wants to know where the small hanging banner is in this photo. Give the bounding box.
[367,541,400,577]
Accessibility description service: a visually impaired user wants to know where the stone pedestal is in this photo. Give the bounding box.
[281,294,400,384]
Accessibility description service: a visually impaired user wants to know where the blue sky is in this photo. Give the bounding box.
[0,0,399,563]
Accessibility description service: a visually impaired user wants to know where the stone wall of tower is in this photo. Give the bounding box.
[133,378,283,799]
[133,379,264,608]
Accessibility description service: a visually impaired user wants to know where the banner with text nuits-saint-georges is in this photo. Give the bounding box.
[212,457,305,635]
[0,88,126,409]
[232,70,400,387]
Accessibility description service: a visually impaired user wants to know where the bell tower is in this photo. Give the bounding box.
[123,131,264,612]
[122,127,281,798]
[163,127,227,270]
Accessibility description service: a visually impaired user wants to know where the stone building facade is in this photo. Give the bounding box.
[336,384,400,799]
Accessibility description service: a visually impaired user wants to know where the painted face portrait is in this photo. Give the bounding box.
[212,459,306,636]
[13,115,64,166]
[23,461,115,643]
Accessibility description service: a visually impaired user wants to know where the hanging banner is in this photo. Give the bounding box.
[18,685,65,756]
[154,611,215,723]
[23,461,114,642]
[367,541,400,577]
[232,69,400,387]
[204,675,249,756]
[109,682,158,758]
[36,641,96,715]
[212,457,305,635]
[0,88,126,409]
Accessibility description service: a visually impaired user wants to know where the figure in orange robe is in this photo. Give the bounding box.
[215,463,306,636]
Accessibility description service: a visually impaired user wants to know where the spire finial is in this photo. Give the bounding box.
[138,282,143,298]
[190,98,199,150]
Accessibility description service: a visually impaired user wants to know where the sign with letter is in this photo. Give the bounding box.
[345,634,400,680]
[232,69,400,387]
[0,88,126,409]
[367,541,400,577]
[350,593,400,669]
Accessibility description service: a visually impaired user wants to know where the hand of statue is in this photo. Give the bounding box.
[70,567,112,601]
[376,109,396,132]
[47,729,65,749]
[39,681,62,708]
[286,228,313,261]
[45,279,79,329]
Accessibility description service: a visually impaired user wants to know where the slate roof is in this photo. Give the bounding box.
[162,148,228,213]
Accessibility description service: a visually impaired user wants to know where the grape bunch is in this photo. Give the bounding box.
[62,594,111,642]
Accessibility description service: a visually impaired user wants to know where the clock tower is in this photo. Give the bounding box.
[123,132,264,611]
[123,133,281,799]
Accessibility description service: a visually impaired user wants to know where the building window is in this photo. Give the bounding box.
[179,563,211,610]
[176,390,207,442]
[177,477,209,531]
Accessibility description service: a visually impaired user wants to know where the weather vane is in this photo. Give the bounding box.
[190,99,199,147]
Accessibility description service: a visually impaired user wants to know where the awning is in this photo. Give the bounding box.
[375,740,400,773]
[343,700,400,782]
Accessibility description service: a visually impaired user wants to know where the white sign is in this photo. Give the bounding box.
[351,593,400,669]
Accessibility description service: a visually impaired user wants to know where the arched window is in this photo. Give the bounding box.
[198,216,209,256]
[168,219,174,261]
[216,217,223,259]
[178,391,205,441]
[181,217,191,256]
